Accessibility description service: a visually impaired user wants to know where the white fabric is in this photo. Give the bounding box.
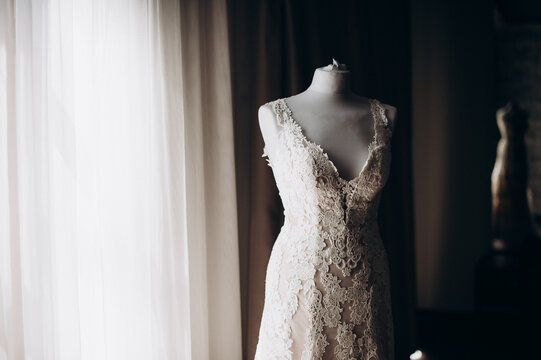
[256,98,394,359]
[0,0,241,359]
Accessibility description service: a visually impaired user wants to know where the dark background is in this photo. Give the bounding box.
[228,0,541,358]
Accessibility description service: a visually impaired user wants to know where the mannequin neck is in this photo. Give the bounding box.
[306,67,351,95]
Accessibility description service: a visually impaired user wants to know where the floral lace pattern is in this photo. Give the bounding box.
[255,97,394,360]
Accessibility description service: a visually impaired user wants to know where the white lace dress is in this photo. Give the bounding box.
[255,98,394,360]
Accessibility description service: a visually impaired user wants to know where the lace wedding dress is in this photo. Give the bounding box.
[255,98,394,360]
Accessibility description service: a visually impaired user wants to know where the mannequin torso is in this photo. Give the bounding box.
[259,62,397,182]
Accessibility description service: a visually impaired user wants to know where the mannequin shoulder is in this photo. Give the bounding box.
[258,102,275,125]
[258,102,280,132]
[258,101,282,146]
[380,102,398,131]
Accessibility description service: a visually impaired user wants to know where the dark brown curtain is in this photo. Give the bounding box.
[228,0,416,358]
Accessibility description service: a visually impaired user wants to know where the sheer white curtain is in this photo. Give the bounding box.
[0,0,241,359]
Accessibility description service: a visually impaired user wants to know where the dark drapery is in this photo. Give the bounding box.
[228,1,416,358]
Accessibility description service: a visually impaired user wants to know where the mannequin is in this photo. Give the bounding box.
[259,59,397,182]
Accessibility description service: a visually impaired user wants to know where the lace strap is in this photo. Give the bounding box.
[261,99,286,168]
[370,99,392,146]
[270,98,289,127]
[369,99,384,127]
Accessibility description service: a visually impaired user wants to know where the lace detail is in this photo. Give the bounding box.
[256,97,394,360]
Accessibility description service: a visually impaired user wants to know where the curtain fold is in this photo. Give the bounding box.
[0,0,242,359]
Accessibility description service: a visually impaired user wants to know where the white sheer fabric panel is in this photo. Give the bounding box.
[0,0,241,359]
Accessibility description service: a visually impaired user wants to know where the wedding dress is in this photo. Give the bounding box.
[255,97,394,360]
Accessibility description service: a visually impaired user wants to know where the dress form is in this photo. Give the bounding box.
[259,60,397,182]
[255,61,396,358]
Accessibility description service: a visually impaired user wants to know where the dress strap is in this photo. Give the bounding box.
[261,99,287,168]
[369,99,392,147]
[372,99,389,127]
[270,98,290,127]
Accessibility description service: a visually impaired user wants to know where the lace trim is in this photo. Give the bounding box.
[262,98,392,192]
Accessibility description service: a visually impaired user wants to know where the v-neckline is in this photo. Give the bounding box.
[279,97,381,184]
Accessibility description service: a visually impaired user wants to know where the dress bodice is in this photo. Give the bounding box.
[262,97,393,249]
